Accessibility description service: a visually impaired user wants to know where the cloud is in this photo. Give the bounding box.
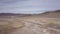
[0,0,60,14]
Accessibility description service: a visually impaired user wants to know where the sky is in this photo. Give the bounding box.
[0,0,60,14]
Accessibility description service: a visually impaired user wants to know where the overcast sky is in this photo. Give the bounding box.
[0,0,60,14]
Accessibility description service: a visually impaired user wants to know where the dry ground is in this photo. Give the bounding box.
[0,10,60,34]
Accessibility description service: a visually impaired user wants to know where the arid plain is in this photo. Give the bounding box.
[0,10,60,34]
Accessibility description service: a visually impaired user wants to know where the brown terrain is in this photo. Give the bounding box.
[0,10,60,34]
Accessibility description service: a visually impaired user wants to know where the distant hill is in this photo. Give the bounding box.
[0,13,33,17]
[37,10,60,18]
[0,10,60,18]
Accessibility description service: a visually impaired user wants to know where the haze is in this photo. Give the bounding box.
[0,0,60,14]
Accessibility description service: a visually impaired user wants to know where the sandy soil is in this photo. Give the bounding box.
[0,10,60,34]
